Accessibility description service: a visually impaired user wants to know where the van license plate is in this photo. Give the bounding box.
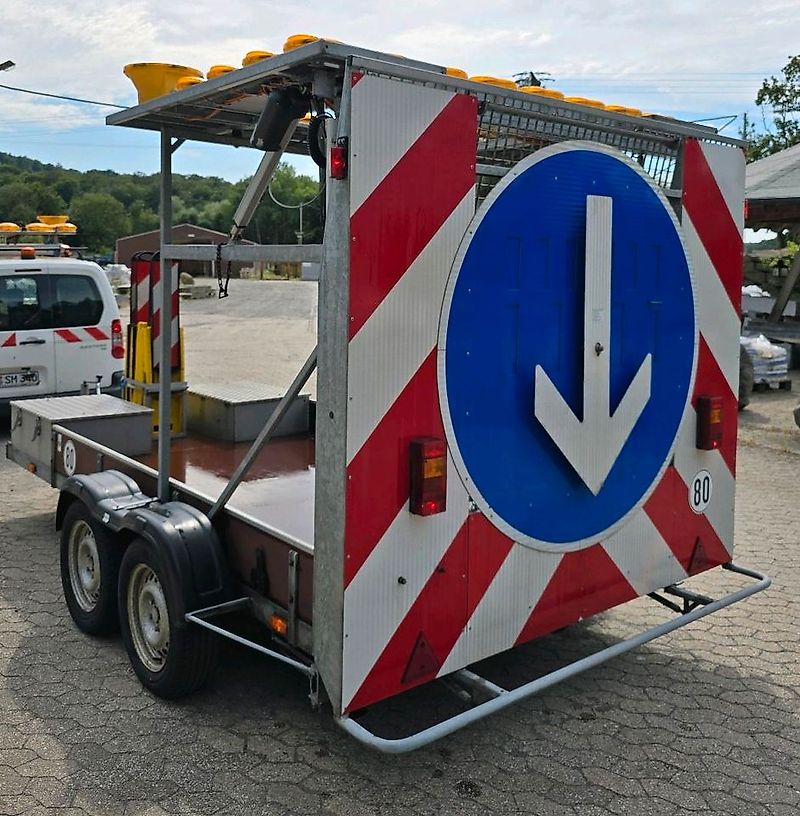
[0,370,40,388]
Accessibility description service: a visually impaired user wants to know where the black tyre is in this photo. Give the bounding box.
[738,346,754,410]
[118,537,219,699]
[60,501,123,636]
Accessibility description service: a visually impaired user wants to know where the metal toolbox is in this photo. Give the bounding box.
[9,396,153,472]
[187,382,311,442]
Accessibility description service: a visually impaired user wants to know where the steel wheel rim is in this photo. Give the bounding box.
[68,520,101,612]
[127,564,170,673]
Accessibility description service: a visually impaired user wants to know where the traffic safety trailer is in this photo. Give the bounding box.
[7,41,769,751]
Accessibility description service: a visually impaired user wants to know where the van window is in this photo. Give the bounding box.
[51,274,103,328]
[0,275,51,331]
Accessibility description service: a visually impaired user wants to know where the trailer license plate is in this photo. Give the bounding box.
[0,370,40,388]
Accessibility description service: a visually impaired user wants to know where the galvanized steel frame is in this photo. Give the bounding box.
[336,563,771,753]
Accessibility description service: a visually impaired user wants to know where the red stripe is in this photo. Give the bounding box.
[514,545,638,646]
[346,516,513,713]
[1,333,16,348]
[348,93,477,339]
[85,327,108,341]
[682,139,743,314]
[644,466,731,572]
[344,350,441,587]
[693,334,737,475]
[55,329,81,343]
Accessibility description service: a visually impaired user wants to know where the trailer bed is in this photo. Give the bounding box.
[134,433,315,548]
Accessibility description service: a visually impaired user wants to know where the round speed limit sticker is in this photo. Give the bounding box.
[689,469,712,514]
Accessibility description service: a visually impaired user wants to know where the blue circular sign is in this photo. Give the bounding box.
[439,143,696,549]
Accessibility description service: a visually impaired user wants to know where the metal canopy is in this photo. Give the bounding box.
[107,40,744,156]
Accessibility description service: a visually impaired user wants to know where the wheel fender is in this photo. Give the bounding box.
[56,470,148,532]
[119,502,235,615]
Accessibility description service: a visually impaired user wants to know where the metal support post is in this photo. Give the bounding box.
[769,250,800,321]
[157,128,173,502]
[207,346,318,519]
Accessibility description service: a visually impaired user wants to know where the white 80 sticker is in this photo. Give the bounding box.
[63,440,77,477]
[689,469,712,513]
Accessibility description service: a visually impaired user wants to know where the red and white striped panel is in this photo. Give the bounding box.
[54,327,110,343]
[150,261,180,371]
[339,71,745,715]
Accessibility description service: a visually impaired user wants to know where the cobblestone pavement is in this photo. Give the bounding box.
[1,386,799,814]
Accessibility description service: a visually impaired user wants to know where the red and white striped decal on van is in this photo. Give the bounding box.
[338,70,745,716]
[54,327,110,343]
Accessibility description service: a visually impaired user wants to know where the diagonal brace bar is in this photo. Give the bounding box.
[207,346,318,520]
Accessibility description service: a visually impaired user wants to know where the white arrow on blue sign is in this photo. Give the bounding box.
[438,142,697,550]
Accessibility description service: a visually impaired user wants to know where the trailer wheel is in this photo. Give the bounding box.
[60,501,123,636]
[738,346,754,410]
[118,537,219,699]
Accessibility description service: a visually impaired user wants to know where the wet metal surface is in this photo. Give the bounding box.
[137,432,316,546]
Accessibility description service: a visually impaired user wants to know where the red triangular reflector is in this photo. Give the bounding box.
[402,632,441,684]
[687,537,713,576]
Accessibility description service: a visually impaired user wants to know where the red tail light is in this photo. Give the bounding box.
[410,437,447,516]
[330,139,348,180]
[696,395,723,450]
[111,318,125,359]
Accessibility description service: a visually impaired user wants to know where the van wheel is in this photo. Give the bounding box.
[119,537,219,699]
[60,501,122,635]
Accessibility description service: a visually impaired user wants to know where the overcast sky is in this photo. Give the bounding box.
[0,0,799,182]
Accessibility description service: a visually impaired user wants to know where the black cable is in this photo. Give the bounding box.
[0,82,124,109]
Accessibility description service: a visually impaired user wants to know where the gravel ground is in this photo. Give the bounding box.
[1,281,799,815]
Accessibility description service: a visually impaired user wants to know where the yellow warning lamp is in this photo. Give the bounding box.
[20,246,37,259]
[520,86,565,100]
[445,67,468,79]
[242,50,275,67]
[469,76,518,91]
[0,222,21,233]
[207,65,235,80]
[564,96,606,109]
[55,222,78,234]
[36,214,69,225]
[283,34,319,52]
[26,222,55,233]
[124,63,204,104]
[175,76,204,91]
[606,105,643,117]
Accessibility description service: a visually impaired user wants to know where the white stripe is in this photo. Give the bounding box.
[672,401,736,554]
[439,543,561,676]
[602,510,686,597]
[346,191,475,463]
[349,74,454,214]
[699,142,746,234]
[682,215,740,394]
[341,455,469,709]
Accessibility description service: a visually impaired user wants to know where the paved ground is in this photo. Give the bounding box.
[1,283,800,815]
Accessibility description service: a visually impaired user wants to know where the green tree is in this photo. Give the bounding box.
[69,192,131,253]
[746,55,800,160]
[0,180,67,224]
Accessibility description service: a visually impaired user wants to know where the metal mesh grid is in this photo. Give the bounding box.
[473,93,680,202]
[353,62,739,206]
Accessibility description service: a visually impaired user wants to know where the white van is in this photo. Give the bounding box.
[0,256,124,403]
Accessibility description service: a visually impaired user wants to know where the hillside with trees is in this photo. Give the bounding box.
[0,152,322,254]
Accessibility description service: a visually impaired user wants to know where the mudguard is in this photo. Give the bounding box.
[57,470,234,612]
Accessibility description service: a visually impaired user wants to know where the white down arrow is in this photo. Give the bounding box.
[534,195,652,495]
